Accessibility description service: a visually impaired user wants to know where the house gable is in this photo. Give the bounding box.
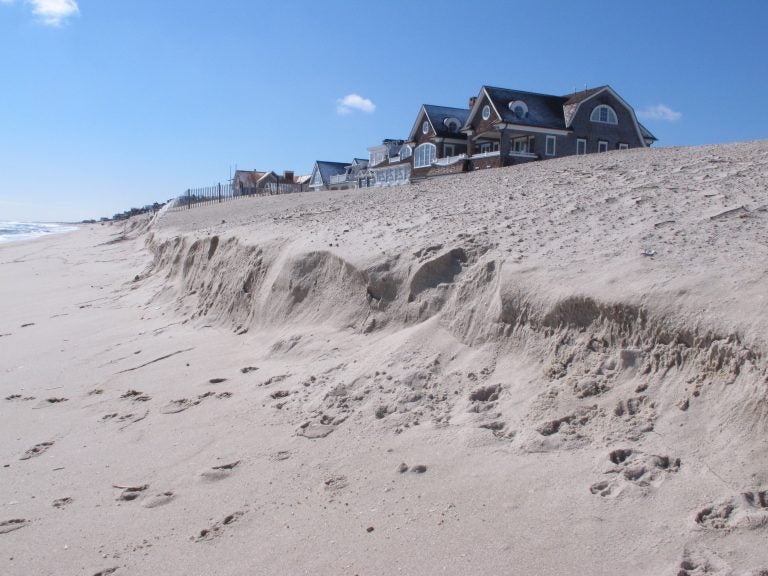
[309,163,324,188]
[564,86,650,148]
[407,106,434,142]
[463,87,503,129]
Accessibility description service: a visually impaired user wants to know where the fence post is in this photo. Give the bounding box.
[218,182,222,203]
[187,189,190,210]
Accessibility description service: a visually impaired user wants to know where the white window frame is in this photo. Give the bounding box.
[545,135,556,157]
[414,143,436,168]
[422,120,430,135]
[444,144,455,156]
[482,104,491,121]
[479,142,492,153]
[508,100,529,118]
[590,105,618,125]
[401,145,412,159]
[618,143,629,150]
[576,138,587,155]
[598,140,609,153]
[513,137,528,153]
[492,141,499,152]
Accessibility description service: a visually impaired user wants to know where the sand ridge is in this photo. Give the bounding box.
[1,141,768,575]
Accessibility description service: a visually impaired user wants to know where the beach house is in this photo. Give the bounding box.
[461,85,656,171]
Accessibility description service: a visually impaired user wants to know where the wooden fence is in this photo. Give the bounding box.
[168,181,303,211]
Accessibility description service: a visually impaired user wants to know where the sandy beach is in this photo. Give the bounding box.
[2,140,768,575]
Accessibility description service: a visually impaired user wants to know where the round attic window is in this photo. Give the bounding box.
[482,105,491,121]
[443,117,461,132]
[422,120,430,135]
[508,100,528,118]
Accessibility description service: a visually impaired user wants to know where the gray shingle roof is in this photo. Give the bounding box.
[638,122,657,142]
[315,161,348,185]
[423,105,470,138]
[483,86,568,130]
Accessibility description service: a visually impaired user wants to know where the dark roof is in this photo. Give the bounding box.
[315,161,347,185]
[638,122,657,141]
[423,105,470,138]
[482,86,568,130]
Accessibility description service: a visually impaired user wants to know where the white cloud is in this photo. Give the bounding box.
[637,104,682,122]
[1,0,79,25]
[336,93,376,115]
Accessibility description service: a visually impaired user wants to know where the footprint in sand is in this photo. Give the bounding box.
[92,568,118,576]
[120,390,151,402]
[695,490,768,531]
[200,460,241,482]
[194,511,245,542]
[114,484,149,502]
[240,366,259,374]
[142,491,175,509]
[208,378,227,384]
[323,475,349,491]
[5,394,35,402]
[160,398,197,414]
[269,450,291,462]
[0,519,30,534]
[53,497,73,508]
[20,441,54,460]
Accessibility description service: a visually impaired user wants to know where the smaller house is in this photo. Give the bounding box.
[367,139,410,187]
[295,174,312,192]
[309,159,373,191]
[309,161,348,191]
[233,169,302,195]
[406,104,470,179]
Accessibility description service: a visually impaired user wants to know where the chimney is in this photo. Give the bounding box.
[284,170,294,183]
[469,96,477,108]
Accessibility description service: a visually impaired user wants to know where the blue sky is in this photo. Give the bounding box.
[1,0,767,222]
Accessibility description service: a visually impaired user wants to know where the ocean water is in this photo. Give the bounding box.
[0,221,79,243]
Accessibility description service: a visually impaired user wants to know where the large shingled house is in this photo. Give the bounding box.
[461,84,656,172]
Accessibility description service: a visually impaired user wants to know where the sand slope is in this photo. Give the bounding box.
[2,141,768,575]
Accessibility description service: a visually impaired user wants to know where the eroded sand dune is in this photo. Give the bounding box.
[2,141,768,575]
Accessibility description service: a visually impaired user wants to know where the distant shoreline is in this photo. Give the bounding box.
[0,220,80,244]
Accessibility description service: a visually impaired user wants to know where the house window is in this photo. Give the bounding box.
[513,138,527,153]
[414,143,436,168]
[444,144,455,156]
[401,145,412,159]
[422,120,430,135]
[492,142,499,152]
[508,100,528,118]
[444,117,461,132]
[576,138,587,155]
[528,136,536,152]
[598,140,608,153]
[545,135,556,157]
[590,105,618,125]
[479,142,491,153]
[618,143,629,150]
[482,104,491,121]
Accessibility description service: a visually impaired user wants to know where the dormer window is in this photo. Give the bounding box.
[482,104,491,121]
[422,120,430,135]
[443,117,461,132]
[590,105,618,125]
[508,100,528,119]
[401,145,412,159]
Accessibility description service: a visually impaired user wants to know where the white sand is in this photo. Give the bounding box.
[2,141,768,575]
